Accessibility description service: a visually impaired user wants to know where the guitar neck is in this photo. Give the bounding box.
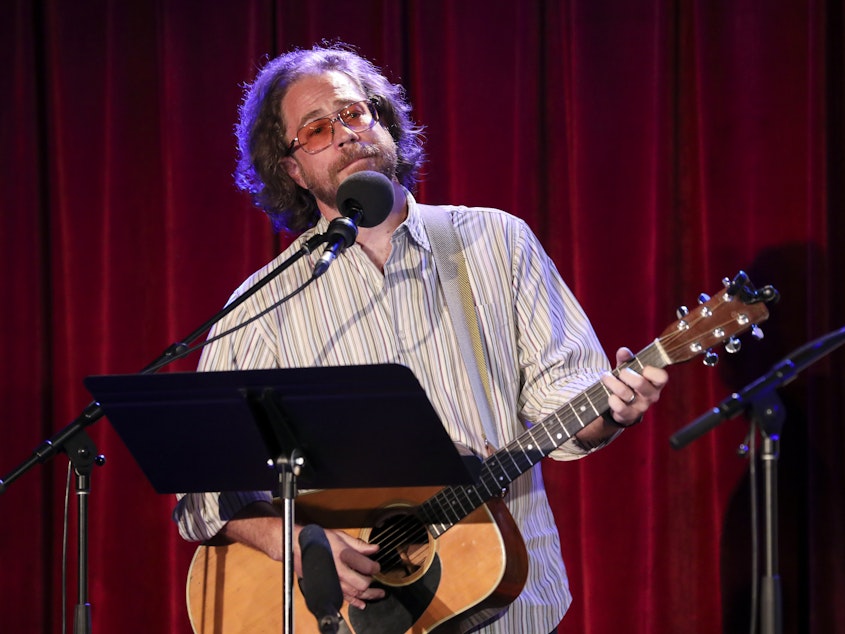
[417,341,669,537]
[414,273,776,538]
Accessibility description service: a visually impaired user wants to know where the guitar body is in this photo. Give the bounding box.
[187,487,528,634]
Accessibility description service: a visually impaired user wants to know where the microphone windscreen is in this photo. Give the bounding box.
[299,524,343,618]
[335,170,394,227]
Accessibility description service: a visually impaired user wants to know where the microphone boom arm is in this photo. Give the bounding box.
[669,325,845,449]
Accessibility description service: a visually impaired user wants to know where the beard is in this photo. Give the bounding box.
[299,139,399,210]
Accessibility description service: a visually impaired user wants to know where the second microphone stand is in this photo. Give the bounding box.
[671,325,845,634]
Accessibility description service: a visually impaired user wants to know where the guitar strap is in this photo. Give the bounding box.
[417,204,500,449]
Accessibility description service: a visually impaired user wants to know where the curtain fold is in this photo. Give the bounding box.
[1,1,841,632]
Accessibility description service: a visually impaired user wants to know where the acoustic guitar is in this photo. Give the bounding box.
[186,272,777,634]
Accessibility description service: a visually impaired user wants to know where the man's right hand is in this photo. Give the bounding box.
[221,502,385,610]
[321,528,384,609]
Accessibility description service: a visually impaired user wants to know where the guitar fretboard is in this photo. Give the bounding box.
[415,341,669,537]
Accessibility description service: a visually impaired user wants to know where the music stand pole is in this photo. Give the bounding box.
[277,448,304,634]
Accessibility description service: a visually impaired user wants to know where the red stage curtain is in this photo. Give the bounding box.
[1,1,842,632]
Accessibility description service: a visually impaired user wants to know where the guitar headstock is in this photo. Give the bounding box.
[658,271,779,366]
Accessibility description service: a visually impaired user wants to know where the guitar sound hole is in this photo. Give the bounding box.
[365,508,434,587]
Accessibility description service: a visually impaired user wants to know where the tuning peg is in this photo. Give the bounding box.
[751,324,764,340]
[725,337,742,354]
[703,349,719,366]
[698,293,711,304]
[722,277,731,287]
[676,305,689,319]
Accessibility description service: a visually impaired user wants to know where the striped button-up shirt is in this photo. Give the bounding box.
[174,191,612,632]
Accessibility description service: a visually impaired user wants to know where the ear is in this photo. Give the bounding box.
[281,156,308,190]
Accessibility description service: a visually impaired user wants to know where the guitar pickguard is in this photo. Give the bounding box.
[348,557,442,634]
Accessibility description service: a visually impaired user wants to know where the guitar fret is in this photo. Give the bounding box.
[486,451,506,477]
[420,481,490,537]
[591,384,610,410]
[426,516,449,538]
[429,515,450,536]
[416,500,435,525]
[532,426,557,455]
[418,499,450,536]
[501,445,522,477]
[567,398,591,428]
[510,441,536,471]
[478,465,504,497]
[642,341,669,368]
[440,488,470,521]
[544,414,560,436]
[546,411,573,443]
[418,506,452,537]
[432,490,461,525]
[485,453,514,492]
[538,416,565,448]
[458,485,484,510]
[582,391,600,418]
[519,430,547,464]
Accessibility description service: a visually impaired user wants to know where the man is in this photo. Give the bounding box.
[174,43,668,633]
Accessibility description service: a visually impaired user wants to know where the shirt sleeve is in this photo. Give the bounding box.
[173,490,273,542]
[509,218,619,460]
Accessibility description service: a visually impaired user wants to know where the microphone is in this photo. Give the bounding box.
[313,170,395,278]
[299,524,343,633]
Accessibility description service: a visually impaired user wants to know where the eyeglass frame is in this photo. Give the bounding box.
[285,97,381,156]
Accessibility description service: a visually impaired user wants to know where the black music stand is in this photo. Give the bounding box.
[84,363,474,634]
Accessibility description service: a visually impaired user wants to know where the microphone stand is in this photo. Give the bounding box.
[0,231,329,634]
[670,326,845,634]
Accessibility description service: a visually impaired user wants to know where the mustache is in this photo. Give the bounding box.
[333,146,382,172]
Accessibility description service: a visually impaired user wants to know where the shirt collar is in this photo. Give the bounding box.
[400,190,432,252]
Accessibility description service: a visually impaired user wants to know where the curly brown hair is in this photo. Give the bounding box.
[234,43,425,233]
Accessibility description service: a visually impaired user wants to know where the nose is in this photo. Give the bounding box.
[331,116,359,148]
